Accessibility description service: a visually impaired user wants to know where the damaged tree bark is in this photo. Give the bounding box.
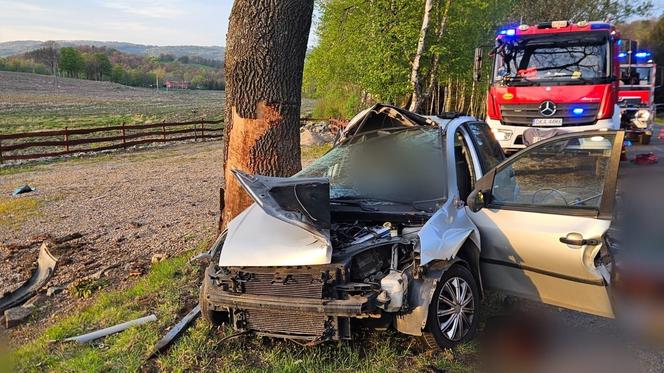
[221,0,315,227]
[408,0,434,113]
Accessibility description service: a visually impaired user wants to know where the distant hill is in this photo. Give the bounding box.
[0,40,43,57]
[0,40,224,60]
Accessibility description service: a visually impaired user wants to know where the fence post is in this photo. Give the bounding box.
[0,139,3,164]
[162,120,166,141]
[201,118,205,141]
[121,122,126,149]
[64,127,69,153]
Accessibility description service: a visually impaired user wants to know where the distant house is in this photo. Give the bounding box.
[165,80,189,90]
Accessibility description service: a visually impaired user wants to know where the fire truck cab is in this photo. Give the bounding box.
[618,46,657,145]
[483,21,622,153]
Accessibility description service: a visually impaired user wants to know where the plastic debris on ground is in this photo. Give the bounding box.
[0,243,57,313]
[12,184,35,196]
[62,314,157,343]
[632,152,658,165]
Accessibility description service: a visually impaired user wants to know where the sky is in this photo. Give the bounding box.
[0,0,233,46]
[0,0,660,47]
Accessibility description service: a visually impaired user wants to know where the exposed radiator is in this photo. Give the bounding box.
[243,272,324,299]
[245,308,332,337]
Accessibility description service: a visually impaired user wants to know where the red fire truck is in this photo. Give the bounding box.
[618,45,657,144]
[482,21,622,153]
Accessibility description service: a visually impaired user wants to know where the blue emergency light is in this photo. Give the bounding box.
[590,22,610,30]
[572,107,584,116]
[635,51,652,59]
[499,28,516,36]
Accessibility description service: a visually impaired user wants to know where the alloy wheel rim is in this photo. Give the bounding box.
[436,276,474,341]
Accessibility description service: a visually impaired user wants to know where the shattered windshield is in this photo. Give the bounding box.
[296,128,446,205]
[493,32,609,85]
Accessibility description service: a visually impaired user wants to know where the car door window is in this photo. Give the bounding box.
[454,130,476,201]
[464,122,505,172]
[491,134,616,211]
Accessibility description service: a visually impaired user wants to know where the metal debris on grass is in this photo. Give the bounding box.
[62,314,158,344]
[148,304,201,359]
[0,243,57,313]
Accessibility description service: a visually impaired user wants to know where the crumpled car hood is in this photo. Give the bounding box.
[219,170,332,267]
[219,204,332,266]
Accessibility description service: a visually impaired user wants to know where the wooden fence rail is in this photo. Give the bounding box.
[0,118,224,163]
[0,117,330,163]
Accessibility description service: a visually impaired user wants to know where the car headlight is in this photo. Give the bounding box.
[491,128,513,141]
[636,109,651,122]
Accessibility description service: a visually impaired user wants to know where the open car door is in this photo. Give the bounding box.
[468,131,623,318]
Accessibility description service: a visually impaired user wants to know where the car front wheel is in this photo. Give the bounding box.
[423,264,479,349]
[200,269,229,326]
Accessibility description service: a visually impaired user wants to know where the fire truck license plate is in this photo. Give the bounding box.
[532,118,563,126]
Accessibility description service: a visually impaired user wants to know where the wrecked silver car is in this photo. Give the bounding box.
[201,104,624,349]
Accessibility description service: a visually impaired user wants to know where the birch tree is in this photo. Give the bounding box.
[408,0,434,112]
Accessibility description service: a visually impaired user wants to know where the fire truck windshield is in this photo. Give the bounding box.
[492,33,610,85]
[620,66,652,86]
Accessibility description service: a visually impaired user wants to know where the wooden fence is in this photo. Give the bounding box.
[0,117,333,163]
[0,119,224,163]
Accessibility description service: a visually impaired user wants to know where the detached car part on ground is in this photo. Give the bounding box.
[200,104,624,349]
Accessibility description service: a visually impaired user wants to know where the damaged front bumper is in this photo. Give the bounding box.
[202,265,377,341]
[205,291,371,317]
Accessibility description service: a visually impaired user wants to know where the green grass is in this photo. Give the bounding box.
[0,100,226,135]
[0,196,42,228]
[0,139,220,177]
[10,240,209,372]
[301,143,332,161]
[8,236,477,372]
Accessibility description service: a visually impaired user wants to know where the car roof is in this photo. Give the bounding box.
[425,114,479,133]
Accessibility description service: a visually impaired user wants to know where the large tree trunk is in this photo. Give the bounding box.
[221,0,314,228]
[408,0,434,112]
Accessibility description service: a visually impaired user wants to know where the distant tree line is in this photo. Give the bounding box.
[304,0,654,118]
[157,53,223,68]
[0,42,225,90]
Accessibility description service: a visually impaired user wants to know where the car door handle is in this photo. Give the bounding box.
[559,237,601,246]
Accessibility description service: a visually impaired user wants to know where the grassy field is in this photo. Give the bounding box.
[0,71,226,134]
[0,71,316,135]
[8,238,477,373]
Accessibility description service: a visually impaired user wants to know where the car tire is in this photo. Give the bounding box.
[200,271,229,326]
[423,264,479,350]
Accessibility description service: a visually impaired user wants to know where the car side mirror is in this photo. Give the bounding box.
[467,189,486,212]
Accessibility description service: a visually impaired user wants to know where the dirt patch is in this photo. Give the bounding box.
[0,142,222,338]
